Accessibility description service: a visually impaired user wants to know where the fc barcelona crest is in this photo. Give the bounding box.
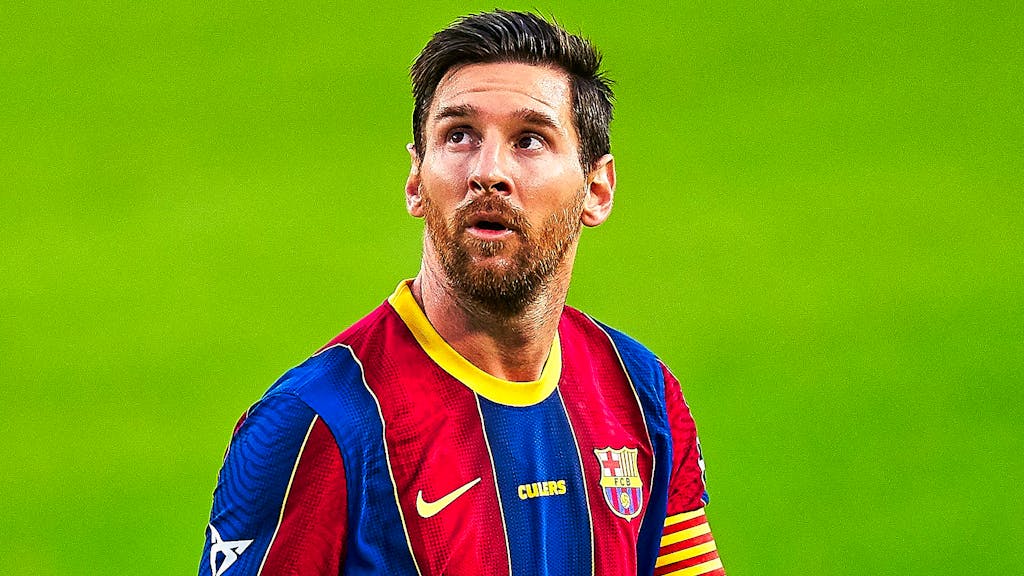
[594,447,644,520]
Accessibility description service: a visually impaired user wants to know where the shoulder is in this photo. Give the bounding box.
[207,391,347,576]
[251,298,413,456]
[217,392,338,515]
[263,299,398,400]
[226,392,326,471]
[561,306,681,418]
[561,306,664,377]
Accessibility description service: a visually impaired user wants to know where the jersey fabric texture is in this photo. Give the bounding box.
[200,280,725,576]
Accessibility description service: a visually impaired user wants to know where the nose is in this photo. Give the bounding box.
[468,139,512,195]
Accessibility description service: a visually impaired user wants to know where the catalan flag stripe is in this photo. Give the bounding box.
[657,507,724,575]
[660,522,711,547]
[661,557,724,576]
[665,508,706,527]
[655,540,718,568]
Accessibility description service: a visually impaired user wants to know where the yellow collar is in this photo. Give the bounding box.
[387,279,561,407]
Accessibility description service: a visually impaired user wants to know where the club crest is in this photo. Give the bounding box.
[594,447,644,520]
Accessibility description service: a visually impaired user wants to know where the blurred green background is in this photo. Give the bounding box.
[2,1,1021,574]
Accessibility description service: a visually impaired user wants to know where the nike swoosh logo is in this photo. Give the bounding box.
[415,477,482,518]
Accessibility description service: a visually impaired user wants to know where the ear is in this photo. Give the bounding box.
[405,143,424,218]
[581,154,615,227]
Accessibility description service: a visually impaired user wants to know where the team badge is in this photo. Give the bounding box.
[594,447,644,520]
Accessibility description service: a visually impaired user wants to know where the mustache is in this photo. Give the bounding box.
[454,196,530,233]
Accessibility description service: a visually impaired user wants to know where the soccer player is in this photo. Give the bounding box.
[199,10,725,576]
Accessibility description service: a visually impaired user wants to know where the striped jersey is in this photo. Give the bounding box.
[199,280,725,576]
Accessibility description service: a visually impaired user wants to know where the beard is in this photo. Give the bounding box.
[422,190,586,316]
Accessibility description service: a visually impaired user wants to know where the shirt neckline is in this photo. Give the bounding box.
[387,279,562,407]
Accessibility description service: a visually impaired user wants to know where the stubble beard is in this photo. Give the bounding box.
[422,190,586,317]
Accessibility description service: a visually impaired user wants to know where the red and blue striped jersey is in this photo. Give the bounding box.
[199,280,724,575]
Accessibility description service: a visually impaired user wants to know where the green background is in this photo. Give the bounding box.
[2,1,1021,574]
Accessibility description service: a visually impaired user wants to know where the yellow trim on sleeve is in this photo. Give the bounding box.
[665,508,706,527]
[660,522,710,548]
[662,557,723,576]
[656,540,718,568]
[387,279,561,407]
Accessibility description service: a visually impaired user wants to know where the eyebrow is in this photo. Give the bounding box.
[432,104,563,132]
[513,108,561,131]
[433,104,476,122]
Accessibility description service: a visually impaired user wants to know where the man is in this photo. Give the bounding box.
[199,10,725,576]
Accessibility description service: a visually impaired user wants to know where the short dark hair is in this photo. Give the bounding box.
[411,10,614,170]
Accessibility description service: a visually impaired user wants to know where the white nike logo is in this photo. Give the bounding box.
[415,477,482,518]
[208,524,253,576]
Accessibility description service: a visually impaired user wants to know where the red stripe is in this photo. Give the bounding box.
[352,308,510,576]
[663,513,708,534]
[654,549,721,576]
[661,365,708,513]
[558,309,656,575]
[657,530,715,557]
[260,417,346,574]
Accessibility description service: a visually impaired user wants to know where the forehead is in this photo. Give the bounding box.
[429,61,574,128]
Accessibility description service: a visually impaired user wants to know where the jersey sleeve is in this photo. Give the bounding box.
[655,363,725,576]
[198,392,347,576]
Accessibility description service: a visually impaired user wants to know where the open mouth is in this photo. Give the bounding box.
[473,220,508,231]
[465,214,517,240]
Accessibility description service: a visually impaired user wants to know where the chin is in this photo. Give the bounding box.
[463,236,517,259]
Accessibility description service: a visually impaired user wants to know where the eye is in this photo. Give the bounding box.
[514,134,544,151]
[445,127,480,147]
[443,128,478,150]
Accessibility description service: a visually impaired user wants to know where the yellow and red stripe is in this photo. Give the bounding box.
[655,508,725,576]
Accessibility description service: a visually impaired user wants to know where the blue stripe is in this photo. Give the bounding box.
[479,392,592,576]
[273,344,420,576]
[199,392,317,575]
[592,321,672,576]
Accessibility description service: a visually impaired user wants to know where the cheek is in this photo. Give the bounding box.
[421,159,466,196]
[521,153,579,184]
[522,165,586,205]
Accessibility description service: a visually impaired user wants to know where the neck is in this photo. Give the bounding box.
[412,251,576,383]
